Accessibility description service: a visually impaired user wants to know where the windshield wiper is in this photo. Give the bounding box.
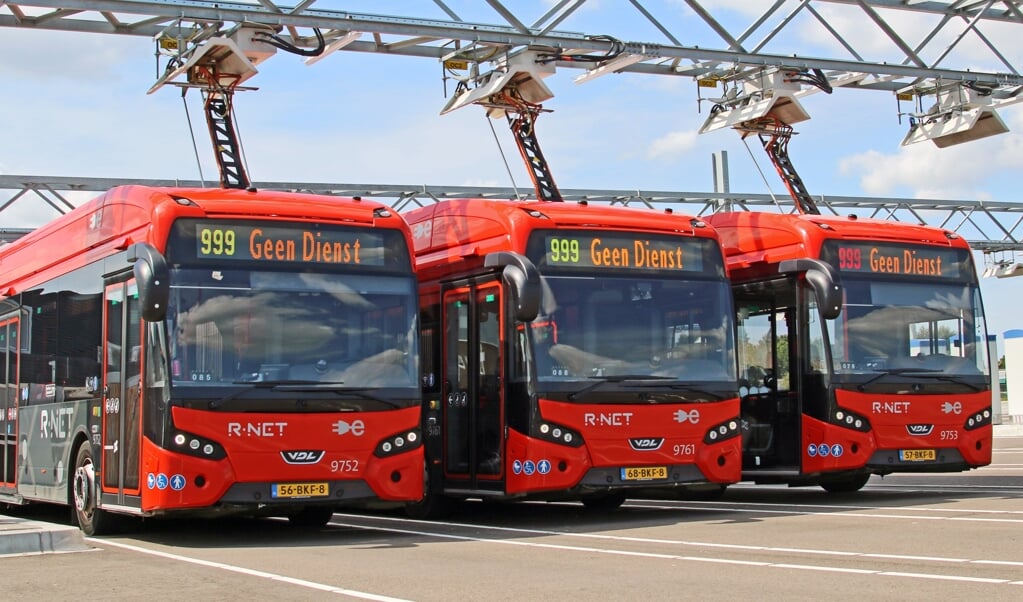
[638,381,726,401]
[209,380,405,409]
[209,380,314,409]
[280,384,403,409]
[856,368,941,391]
[567,375,675,401]
[895,373,985,392]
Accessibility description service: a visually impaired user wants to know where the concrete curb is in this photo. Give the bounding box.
[0,517,90,556]
[994,423,1023,437]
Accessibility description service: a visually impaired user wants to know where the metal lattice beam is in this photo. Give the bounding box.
[3,0,1023,93]
[2,174,1022,252]
[4,2,1023,252]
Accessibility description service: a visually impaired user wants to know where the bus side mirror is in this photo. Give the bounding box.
[128,242,170,322]
[779,258,843,320]
[484,251,541,323]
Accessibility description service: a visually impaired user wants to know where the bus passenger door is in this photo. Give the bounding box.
[735,287,801,471]
[441,282,505,489]
[1,316,18,491]
[101,282,143,504]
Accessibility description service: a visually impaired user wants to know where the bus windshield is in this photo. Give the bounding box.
[827,277,989,387]
[167,268,418,391]
[529,275,736,393]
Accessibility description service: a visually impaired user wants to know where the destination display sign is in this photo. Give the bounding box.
[822,241,966,279]
[531,231,713,274]
[168,219,410,271]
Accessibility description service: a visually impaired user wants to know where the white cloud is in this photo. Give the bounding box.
[839,109,1023,198]
[646,130,698,159]
[0,28,145,82]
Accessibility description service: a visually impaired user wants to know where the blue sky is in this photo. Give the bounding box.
[1,1,1022,357]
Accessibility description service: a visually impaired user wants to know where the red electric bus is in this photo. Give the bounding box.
[405,198,741,514]
[705,211,992,491]
[0,186,422,534]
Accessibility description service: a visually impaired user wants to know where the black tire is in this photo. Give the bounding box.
[820,473,870,493]
[404,467,454,520]
[405,490,454,520]
[287,505,335,528]
[581,492,627,511]
[72,444,117,536]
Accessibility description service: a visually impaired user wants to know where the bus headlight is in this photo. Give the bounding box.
[703,417,741,444]
[169,430,226,460]
[374,429,423,458]
[964,407,992,431]
[532,420,583,447]
[833,408,871,433]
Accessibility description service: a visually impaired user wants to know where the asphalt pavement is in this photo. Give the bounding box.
[2,423,1022,557]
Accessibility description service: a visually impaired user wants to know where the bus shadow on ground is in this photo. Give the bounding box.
[5,472,1017,551]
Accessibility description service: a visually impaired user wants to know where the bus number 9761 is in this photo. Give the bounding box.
[673,444,696,456]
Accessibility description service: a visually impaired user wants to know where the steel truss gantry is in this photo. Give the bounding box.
[4,1,1023,252]
[5,1,1023,92]
[3,174,1023,254]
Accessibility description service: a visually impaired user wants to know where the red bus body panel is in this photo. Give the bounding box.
[408,199,742,497]
[140,406,423,511]
[707,210,992,481]
[707,211,964,280]
[0,185,424,517]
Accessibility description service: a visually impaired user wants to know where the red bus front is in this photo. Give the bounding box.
[797,389,992,477]
[420,230,741,509]
[505,397,741,497]
[138,218,424,515]
[810,240,993,477]
[733,239,992,491]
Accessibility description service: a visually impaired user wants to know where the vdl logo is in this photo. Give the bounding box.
[281,450,325,464]
[906,424,934,436]
[629,438,664,451]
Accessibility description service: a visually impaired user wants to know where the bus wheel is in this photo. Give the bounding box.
[72,445,115,536]
[405,491,454,520]
[405,468,453,519]
[581,492,627,511]
[820,473,870,493]
[287,506,336,528]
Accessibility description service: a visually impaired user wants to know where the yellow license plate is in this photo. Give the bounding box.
[900,449,936,462]
[621,466,668,481]
[272,482,329,498]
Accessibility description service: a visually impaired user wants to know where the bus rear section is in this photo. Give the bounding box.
[410,200,741,514]
[0,187,424,534]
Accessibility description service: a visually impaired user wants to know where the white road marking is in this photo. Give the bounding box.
[330,515,1022,586]
[626,497,1023,518]
[85,537,413,602]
